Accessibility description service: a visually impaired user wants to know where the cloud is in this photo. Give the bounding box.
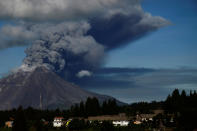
[0,0,170,81]
[88,13,170,50]
[133,68,197,88]
[22,21,105,74]
[77,70,92,78]
[0,24,37,50]
[0,0,141,21]
[79,68,197,89]
[76,67,197,103]
[0,0,170,51]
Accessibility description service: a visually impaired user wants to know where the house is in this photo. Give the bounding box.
[133,113,155,125]
[53,117,64,127]
[112,121,129,126]
[5,121,14,128]
[5,117,14,128]
[139,114,155,121]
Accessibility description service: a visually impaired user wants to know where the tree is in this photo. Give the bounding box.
[171,89,181,112]
[181,90,186,98]
[102,99,118,115]
[100,121,114,131]
[13,106,28,131]
[85,97,100,116]
[172,89,180,99]
[79,101,85,117]
[68,119,86,130]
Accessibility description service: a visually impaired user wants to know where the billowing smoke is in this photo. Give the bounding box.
[89,13,169,50]
[20,21,105,80]
[0,0,170,81]
[0,0,144,21]
[0,24,37,50]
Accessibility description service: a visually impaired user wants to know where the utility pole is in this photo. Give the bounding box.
[40,93,42,110]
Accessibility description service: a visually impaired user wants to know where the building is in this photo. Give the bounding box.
[5,117,14,128]
[139,114,155,121]
[53,117,64,127]
[5,121,14,128]
[112,121,129,126]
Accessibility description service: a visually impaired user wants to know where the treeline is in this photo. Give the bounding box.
[0,89,197,131]
[164,89,197,113]
[0,106,64,130]
[69,97,119,117]
[125,101,164,116]
[0,98,120,130]
[164,89,197,130]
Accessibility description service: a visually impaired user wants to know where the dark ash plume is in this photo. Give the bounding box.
[21,21,105,79]
[0,0,170,80]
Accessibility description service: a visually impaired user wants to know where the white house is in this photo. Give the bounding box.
[53,117,64,127]
[112,121,129,126]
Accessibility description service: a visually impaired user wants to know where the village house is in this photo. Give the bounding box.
[139,114,155,122]
[112,121,129,126]
[5,117,14,128]
[53,117,64,127]
[133,109,164,124]
[5,121,13,128]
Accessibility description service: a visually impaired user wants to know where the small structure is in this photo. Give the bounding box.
[41,118,49,126]
[5,121,14,128]
[112,121,129,126]
[5,117,14,128]
[53,117,64,127]
[133,120,142,125]
[140,114,155,121]
[133,113,154,125]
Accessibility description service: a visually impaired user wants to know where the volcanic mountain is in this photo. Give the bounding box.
[0,67,118,110]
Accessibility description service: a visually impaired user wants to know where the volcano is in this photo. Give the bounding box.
[0,67,118,110]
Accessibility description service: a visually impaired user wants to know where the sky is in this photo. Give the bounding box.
[95,0,197,102]
[106,0,197,69]
[0,0,197,103]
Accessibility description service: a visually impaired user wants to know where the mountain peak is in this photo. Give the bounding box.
[0,67,117,110]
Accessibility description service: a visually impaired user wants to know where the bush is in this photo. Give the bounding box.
[68,119,86,130]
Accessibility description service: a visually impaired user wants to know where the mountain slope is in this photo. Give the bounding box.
[0,67,118,110]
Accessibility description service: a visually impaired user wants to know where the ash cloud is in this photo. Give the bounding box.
[0,0,142,21]
[88,13,169,50]
[0,24,37,50]
[0,0,170,80]
[22,21,105,77]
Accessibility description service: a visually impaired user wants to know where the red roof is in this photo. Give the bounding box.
[54,117,64,119]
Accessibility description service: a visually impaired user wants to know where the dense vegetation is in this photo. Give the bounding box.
[0,89,197,131]
[70,98,119,117]
[164,89,197,130]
